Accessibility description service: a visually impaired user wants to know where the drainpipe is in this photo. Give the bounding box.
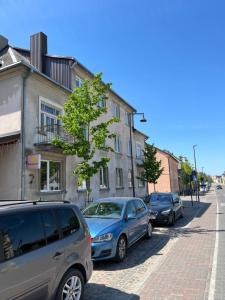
[21,68,32,200]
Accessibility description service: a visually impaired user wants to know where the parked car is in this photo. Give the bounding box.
[144,193,184,225]
[0,200,92,300]
[216,185,222,189]
[82,197,153,262]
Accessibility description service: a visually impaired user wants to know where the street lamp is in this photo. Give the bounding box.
[129,112,147,197]
[193,144,200,201]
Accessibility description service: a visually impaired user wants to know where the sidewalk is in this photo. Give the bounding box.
[139,191,217,300]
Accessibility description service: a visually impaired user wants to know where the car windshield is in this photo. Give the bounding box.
[83,202,124,219]
[150,194,172,204]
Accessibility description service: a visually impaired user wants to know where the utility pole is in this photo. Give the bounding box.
[193,145,200,202]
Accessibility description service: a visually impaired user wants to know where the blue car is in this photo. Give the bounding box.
[82,197,153,262]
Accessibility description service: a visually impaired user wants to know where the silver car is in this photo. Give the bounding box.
[0,200,92,300]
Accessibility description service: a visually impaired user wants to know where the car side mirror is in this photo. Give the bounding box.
[173,198,179,204]
[127,212,136,220]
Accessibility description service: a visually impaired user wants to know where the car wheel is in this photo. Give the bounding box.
[115,235,127,262]
[145,221,153,239]
[56,269,84,300]
[168,213,175,226]
[180,207,184,218]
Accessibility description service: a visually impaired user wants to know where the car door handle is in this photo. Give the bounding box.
[53,251,63,259]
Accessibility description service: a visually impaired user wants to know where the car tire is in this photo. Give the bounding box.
[145,221,153,239]
[115,235,127,262]
[168,213,175,226]
[56,269,84,300]
[180,207,184,218]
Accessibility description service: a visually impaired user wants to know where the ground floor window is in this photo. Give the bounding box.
[40,160,61,191]
[77,179,87,191]
[116,168,123,188]
[138,170,145,187]
[100,167,109,189]
[128,169,133,187]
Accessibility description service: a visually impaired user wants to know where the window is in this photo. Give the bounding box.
[112,102,120,118]
[116,168,123,188]
[41,160,61,191]
[0,212,45,260]
[100,167,109,189]
[135,200,146,214]
[138,170,145,187]
[114,135,121,153]
[126,201,136,217]
[127,139,132,156]
[77,179,87,191]
[125,111,130,126]
[128,169,133,187]
[41,210,59,244]
[97,97,106,108]
[75,76,83,88]
[40,102,60,133]
[136,143,143,158]
[57,208,80,238]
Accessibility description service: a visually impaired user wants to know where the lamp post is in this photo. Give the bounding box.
[193,144,200,201]
[129,112,147,197]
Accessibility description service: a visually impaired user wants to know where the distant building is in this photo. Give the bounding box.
[148,148,180,194]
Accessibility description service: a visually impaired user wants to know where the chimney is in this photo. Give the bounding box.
[30,32,47,72]
[0,35,8,52]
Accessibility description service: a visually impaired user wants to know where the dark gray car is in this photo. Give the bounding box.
[144,193,184,225]
[0,200,92,300]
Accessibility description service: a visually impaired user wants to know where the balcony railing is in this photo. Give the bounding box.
[36,125,73,145]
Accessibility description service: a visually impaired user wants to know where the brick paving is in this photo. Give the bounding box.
[139,192,216,300]
[84,194,216,300]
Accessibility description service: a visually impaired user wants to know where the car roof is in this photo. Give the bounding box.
[0,200,74,212]
[93,197,142,204]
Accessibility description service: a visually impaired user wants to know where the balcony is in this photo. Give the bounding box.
[35,125,73,147]
[136,155,144,166]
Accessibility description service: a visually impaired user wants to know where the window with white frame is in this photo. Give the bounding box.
[114,135,121,153]
[97,96,106,108]
[40,102,60,133]
[100,167,109,189]
[136,143,143,158]
[128,169,133,187]
[40,160,61,191]
[77,179,87,191]
[127,139,132,156]
[112,102,120,118]
[116,168,123,188]
[75,76,83,88]
[138,170,145,187]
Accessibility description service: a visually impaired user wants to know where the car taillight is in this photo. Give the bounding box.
[88,235,92,247]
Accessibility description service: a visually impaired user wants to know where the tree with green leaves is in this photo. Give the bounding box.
[52,73,119,201]
[138,144,164,193]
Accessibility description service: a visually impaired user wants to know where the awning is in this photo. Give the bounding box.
[0,133,20,146]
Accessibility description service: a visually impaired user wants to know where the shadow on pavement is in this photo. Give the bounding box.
[94,231,170,271]
[84,283,139,300]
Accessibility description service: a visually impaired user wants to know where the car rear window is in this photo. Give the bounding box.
[56,208,80,238]
[0,212,45,261]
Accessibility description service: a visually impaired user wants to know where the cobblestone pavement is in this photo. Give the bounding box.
[84,195,215,300]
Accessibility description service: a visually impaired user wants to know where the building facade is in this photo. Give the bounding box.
[148,148,180,194]
[0,32,147,207]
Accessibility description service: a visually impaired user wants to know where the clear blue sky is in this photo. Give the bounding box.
[1,0,225,175]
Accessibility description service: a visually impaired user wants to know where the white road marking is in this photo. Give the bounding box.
[208,196,219,300]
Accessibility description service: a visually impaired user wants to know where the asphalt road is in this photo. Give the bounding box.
[213,187,225,299]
